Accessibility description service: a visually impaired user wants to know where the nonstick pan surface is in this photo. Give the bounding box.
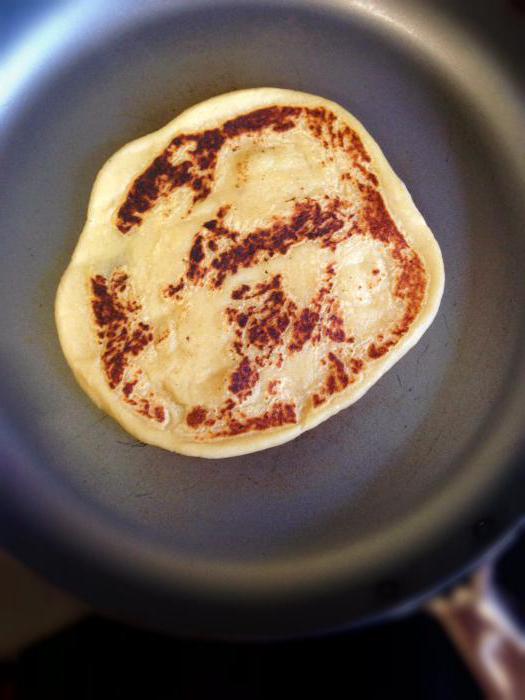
[1,0,524,638]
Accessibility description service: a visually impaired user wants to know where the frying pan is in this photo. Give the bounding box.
[1,0,524,640]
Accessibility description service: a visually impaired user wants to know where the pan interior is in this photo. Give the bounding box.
[0,2,524,581]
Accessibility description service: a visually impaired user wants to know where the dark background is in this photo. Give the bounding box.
[0,534,524,699]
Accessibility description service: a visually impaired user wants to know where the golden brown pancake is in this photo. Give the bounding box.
[56,88,444,457]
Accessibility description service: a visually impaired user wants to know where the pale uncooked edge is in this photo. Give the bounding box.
[56,88,444,458]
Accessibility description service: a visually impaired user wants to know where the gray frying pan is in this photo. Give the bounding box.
[1,0,524,641]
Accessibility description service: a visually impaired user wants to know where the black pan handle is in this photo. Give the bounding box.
[427,567,525,699]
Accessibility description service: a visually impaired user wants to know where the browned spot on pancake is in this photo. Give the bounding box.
[164,280,184,298]
[91,271,152,389]
[91,270,167,422]
[216,401,297,437]
[116,106,302,233]
[123,380,137,397]
[138,399,150,415]
[345,127,372,164]
[326,352,350,395]
[220,262,354,424]
[224,106,301,138]
[226,272,342,369]
[115,105,374,234]
[309,351,356,409]
[234,276,294,354]
[229,357,259,399]
[272,120,296,133]
[361,186,404,246]
[177,197,351,289]
[117,159,193,233]
[350,358,364,374]
[304,107,372,167]
[368,341,393,359]
[186,406,208,427]
[237,313,248,328]
[359,184,427,354]
[135,398,164,422]
[189,236,205,262]
[231,283,251,300]
[392,253,426,335]
[188,235,206,281]
[154,406,166,422]
[324,312,346,343]
[304,107,337,146]
[289,308,319,352]
[268,380,280,396]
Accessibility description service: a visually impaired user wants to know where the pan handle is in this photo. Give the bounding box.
[427,566,525,699]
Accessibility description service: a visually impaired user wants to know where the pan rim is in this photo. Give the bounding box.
[1,0,525,637]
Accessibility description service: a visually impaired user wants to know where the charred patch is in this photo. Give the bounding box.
[231,283,251,300]
[123,380,137,397]
[324,312,346,343]
[154,406,166,422]
[91,271,152,390]
[164,280,184,298]
[350,358,364,374]
[229,357,259,399]
[244,282,292,353]
[218,401,297,437]
[182,198,350,289]
[368,341,394,359]
[359,184,427,354]
[226,275,296,367]
[392,254,426,335]
[91,270,167,423]
[223,106,301,138]
[289,308,319,352]
[268,380,280,396]
[325,352,350,395]
[135,398,166,423]
[116,106,306,233]
[186,406,208,428]
[115,104,377,235]
[117,158,193,233]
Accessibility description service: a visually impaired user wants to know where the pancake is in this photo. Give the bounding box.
[55,88,444,458]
